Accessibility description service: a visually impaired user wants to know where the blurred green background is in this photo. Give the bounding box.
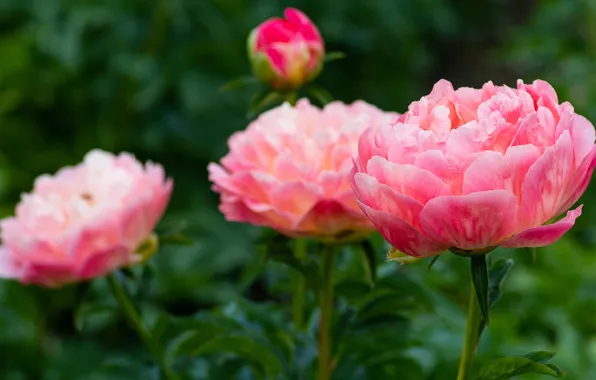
[1,0,596,379]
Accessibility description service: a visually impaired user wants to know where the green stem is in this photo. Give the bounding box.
[107,273,179,380]
[292,239,308,330]
[456,281,482,380]
[318,244,336,380]
[285,91,298,106]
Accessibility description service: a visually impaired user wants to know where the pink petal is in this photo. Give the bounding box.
[294,200,369,236]
[519,130,574,228]
[77,246,132,279]
[462,151,507,194]
[352,173,423,226]
[501,205,582,248]
[502,144,541,197]
[358,202,447,257]
[446,121,485,157]
[556,146,596,215]
[0,247,22,279]
[419,190,518,250]
[570,114,596,168]
[273,153,305,181]
[366,156,450,204]
[265,45,288,74]
[21,261,76,288]
[284,8,321,43]
[269,181,320,216]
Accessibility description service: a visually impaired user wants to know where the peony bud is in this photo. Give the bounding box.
[247,8,325,91]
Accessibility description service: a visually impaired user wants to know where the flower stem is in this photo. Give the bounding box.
[107,273,179,380]
[292,239,308,330]
[456,281,482,380]
[285,91,298,106]
[318,244,336,380]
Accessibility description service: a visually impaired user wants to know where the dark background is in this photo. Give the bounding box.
[0,0,595,379]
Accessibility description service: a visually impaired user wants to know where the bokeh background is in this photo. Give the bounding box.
[1,0,596,379]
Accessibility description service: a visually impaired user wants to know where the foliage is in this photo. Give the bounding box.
[0,0,595,379]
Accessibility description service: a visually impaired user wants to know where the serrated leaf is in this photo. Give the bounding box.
[324,51,347,62]
[219,76,259,92]
[478,258,514,336]
[474,355,564,379]
[471,255,490,323]
[360,239,377,285]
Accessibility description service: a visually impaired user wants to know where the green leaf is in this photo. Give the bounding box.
[259,234,320,288]
[474,354,564,379]
[238,249,267,292]
[471,255,490,324]
[355,290,417,325]
[479,258,514,335]
[360,239,377,285]
[305,84,334,105]
[219,76,259,92]
[159,232,193,246]
[247,90,285,118]
[325,51,347,62]
[427,256,440,271]
[267,250,320,289]
[522,351,557,364]
[74,303,118,333]
[191,335,286,377]
[487,259,514,308]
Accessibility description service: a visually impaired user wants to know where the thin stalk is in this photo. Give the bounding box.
[456,282,482,380]
[107,273,179,380]
[292,239,308,330]
[318,244,336,380]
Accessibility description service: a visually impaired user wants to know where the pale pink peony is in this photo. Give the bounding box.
[0,150,173,287]
[208,98,398,241]
[351,79,596,257]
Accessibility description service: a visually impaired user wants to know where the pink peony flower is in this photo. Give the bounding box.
[208,98,398,241]
[248,8,324,90]
[0,150,173,287]
[351,79,596,257]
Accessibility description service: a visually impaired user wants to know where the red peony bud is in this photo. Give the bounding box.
[248,8,325,91]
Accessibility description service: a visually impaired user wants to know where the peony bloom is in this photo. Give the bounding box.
[351,79,596,258]
[248,8,324,90]
[0,150,173,287]
[208,99,398,241]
